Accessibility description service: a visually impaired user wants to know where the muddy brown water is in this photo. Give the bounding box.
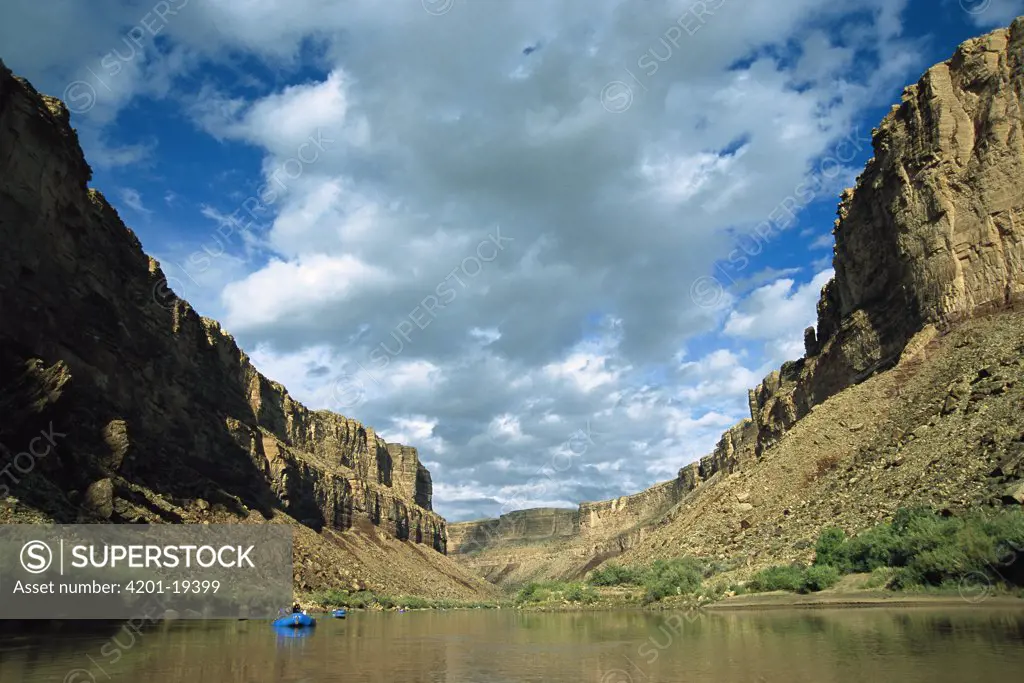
[1,607,1023,682]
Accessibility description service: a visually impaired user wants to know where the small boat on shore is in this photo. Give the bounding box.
[272,613,317,629]
[332,609,347,619]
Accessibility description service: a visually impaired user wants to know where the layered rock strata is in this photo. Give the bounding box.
[448,508,580,554]
[386,443,434,511]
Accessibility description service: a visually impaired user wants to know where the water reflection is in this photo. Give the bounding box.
[272,624,315,641]
[1,608,1023,682]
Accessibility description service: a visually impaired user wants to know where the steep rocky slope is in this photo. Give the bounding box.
[0,61,495,600]
[618,314,1024,576]
[452,19,1024,587]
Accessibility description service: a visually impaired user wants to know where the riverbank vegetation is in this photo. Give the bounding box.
[576,506,1024,606]
[514,581,599,605]
[587,557,728,604]
[808,505,1024,589]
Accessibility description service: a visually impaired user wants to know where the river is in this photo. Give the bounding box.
[1,607,1023,682]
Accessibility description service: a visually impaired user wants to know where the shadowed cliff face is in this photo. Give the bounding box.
[386,443,433,510]
[749,19,1024,453]
[0,62,444,554]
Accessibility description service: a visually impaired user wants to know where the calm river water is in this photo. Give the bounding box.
[2,607,1023,682]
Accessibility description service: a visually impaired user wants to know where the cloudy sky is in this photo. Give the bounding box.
[2,0,1021,521]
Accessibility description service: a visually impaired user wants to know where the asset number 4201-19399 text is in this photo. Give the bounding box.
[124,580,221,594]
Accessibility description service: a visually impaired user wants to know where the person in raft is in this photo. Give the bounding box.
[292,603,302,614]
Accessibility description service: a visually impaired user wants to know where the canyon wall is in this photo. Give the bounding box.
[0,61,446,554]
[449,418,758,567]
[448,508,580,554]
[386,443,433,511]
[578,479,685,538]
[697,418,757,480]
[448,491,680,557]
[749,21,1024,453]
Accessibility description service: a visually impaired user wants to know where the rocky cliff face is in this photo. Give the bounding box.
[750,20,1024,453]
[699,419,758,480]
[0,62,457,570]
[448,508,580,554]
[448,487,686,558]
[386,443,433,511]
[578,480,684,538]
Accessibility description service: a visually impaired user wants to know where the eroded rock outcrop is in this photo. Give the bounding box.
[449,478,692,559]
[0,61,446,553]
[750,20,1024,453]
[386,443,433,511]
[579,479,684,538]
[700,418,757,478]
[448,508,580,554]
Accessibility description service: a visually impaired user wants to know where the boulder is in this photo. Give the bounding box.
[82,479,114,519]
[1002,481,1024,505]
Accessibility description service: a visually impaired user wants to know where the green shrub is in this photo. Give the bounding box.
[746,564,838,594]
[318,590,377,608]
[814,528,849,570]
[395,596,431,609]
[695,582,730,602]
[747,564,805,593]
[808,506,1024,591]
[641,579,674,603]
[314,590,505,610]
[890,567,925,590]
[316,588,350,605]
[641,557,705,603]
[514,581,597,604]
[588,563,644,586]
[843,524,902,572]
[563,582,598,604]
[891,505,936,533]
[801,564,841,592]
[515,582,549,603]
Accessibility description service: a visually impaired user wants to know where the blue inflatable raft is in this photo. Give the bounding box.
[272,613,317,628]
[332,609,347,619]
